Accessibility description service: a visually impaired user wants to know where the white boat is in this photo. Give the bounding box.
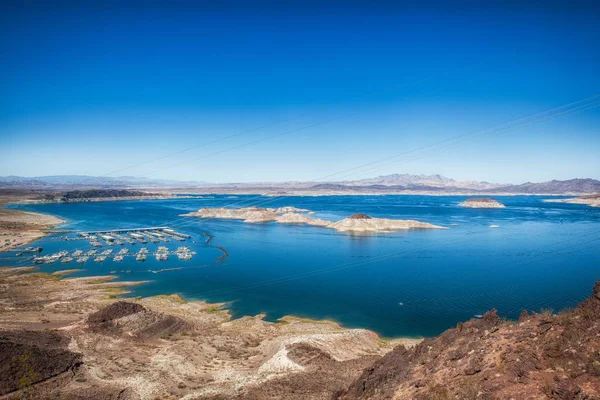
[61,257,73,264]
[72,250,83,257]
[23,247,42,253]
[77,256,89,264]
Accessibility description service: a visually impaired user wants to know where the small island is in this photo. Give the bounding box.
[183,207,444,233]
[458,198,505,209]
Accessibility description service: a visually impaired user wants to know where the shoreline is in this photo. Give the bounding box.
[0,195,68,252]
[161,189,585,197]
[0,266,421,399]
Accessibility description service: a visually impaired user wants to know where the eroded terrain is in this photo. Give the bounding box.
[0,267,416,400]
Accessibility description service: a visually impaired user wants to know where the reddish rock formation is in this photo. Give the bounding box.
[337,281,600,400]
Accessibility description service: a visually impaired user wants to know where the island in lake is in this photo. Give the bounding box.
[458,198,506,208]
[183,207,444,232]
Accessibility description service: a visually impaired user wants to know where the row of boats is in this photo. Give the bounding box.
[31,246,194,264]
[80,230,187,248]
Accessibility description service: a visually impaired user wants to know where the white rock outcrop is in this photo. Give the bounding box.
[458,198,505,208]
[184,208,444,233]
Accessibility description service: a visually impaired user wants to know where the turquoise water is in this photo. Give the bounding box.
[2,195,599,338]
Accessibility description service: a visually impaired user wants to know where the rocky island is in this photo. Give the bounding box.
[458,197,505,208]
[328,213,443,232]
[184,207,444,233]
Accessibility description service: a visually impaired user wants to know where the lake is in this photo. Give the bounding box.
[2,195,599,338]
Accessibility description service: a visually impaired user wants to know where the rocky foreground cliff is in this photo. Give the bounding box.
[337,282,600,400]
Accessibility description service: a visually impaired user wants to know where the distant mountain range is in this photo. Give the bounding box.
[0,175,206,188]
[341,174,503,190]
[1,174,599,195]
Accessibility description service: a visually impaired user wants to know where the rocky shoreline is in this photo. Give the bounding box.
[0,267,417,399]
[2,267,599,399]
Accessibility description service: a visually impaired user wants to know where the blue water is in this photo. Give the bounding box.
[2,195,599,338]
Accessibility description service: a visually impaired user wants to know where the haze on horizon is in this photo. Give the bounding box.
[1,0,599,185]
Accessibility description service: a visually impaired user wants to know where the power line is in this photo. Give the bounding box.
[181,93,600,215]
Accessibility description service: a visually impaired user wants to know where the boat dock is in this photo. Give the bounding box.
[77,227,186,237]
[76,227,190,245]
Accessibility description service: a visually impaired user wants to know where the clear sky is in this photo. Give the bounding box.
[1,0,599,184]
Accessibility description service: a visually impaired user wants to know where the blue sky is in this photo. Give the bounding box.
[1,0,599,184]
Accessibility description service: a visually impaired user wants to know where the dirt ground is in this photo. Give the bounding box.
[0,267,419,400]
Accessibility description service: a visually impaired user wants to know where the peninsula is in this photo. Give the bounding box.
[183,207,444,233]
[544,194,600,207]
[0,191,65,252]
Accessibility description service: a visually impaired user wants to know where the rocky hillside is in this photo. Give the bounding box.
[489,178,600,194]
[337,281,600,400]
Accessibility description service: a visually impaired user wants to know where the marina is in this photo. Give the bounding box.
[19,227,194,265]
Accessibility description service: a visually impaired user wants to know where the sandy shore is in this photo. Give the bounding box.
[0,267,419,399]
[0,194,66,252]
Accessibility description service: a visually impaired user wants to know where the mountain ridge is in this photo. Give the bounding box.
[1,174,599,194]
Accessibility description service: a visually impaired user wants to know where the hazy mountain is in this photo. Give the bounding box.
[488,178,600,194]
[1,175,599,194]
[0,175,206,188]
[343,174,503,190]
